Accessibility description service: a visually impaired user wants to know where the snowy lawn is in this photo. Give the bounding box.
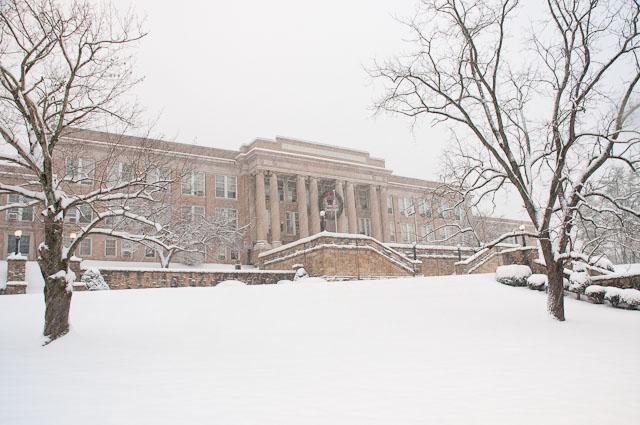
[1,274,638,425]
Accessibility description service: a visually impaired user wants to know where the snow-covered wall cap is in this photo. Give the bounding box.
[7,253,27,260]
[69,256,82,262]
[258,231,410,261]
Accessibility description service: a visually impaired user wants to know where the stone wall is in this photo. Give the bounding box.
[259,233,417,279]
[98,268,295,290]
[591,273,640,290]
[455,246,538,275]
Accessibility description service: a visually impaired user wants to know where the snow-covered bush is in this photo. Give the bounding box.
[584,285,606,304]
[293,267,309,281]
[526,274,547,291]
[568,271,591,297]
[216,280,246,287]
[495,265,531,287]
[593,257,615,272]
[620,289,640,310]
[572,261,588,273]
[563,277,570,290]
[604,287,622,307]
[80,268,109,291]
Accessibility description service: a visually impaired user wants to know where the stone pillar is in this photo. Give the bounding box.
[345,182,357,233]
[269,172,281,247]
[380,186,390,242]
[335,180,348,233]
[69,257,82,278]
[254,171,270,251]
[7,255,26,281]
[309,177,321,234]
[4,255,27,295]
[370,185,382,240]
[296,175,309,238]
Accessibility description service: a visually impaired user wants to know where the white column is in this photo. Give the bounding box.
[254,170,270,250]
[335,180,348,233]
[346,182,357,233]
[309,177,321,234]
[297,175,309,238]
[370,185,382,240]
[380,186,390,242]
[269,172,281,247]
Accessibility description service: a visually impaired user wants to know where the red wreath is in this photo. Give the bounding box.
[319,190,344,219]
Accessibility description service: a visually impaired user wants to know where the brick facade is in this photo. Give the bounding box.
[0,128,533,267]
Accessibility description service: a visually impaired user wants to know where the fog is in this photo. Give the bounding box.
[112,0,530,219]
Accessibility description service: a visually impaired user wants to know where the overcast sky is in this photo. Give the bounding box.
[112,0,526,219]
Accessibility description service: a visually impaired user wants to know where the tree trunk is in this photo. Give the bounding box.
[539,237,565,321]
[39,216,72,343]
[545,257,565,321]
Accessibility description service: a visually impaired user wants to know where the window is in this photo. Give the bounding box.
[144,246,156,258]
[78,238,92,257]
[181,205,205,223]
[358,218,371,236]
[358,188,370,209]
[6,194,33,222]
[148,167,171,189]
[453,205,463,220]
[439,227,448,240]
[7,234,30,255]
[286,180,297,202]
[215,175,237,199]
[105,238,117,257]
[400,223,415,243]
[121,240,135,258]
[388,222,396,242]
[286,211,299,235]
[420,224,434,242]
[438,201,450,219]
[66,205,93,224]
[266,209,272,231]
[418,200,432,218]
[216,208,238,228]
[277,178,285,201]
[387,195,394,214]
[398,197,412,215]
[181,171,205,196]
[230,249,239,261]
[65,157,95,185]
[218,245,227,261]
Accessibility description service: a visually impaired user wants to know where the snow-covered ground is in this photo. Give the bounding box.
[0,274,639,425]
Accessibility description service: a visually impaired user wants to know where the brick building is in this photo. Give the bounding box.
[0,129,531,265]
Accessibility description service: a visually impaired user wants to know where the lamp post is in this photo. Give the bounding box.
[320,210,326,232]
[457,243,462,262]
[519,224,526,247]
[13,229,22,255]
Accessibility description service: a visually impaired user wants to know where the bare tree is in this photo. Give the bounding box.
[122,205,247,269]
[0,0,162,342]
[371,0,640,320]
[576,166,640,264]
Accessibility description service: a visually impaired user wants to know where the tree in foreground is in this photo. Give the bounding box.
[372,0,640,320]
[0,0,159,342]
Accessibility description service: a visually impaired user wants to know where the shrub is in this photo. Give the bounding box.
[495,265,532,287]
[81,268,109,291]
[568,271,591,297]
[526,274,547,291]
[620,289,640,310]
[584,285,606,304]
[293,267,309,281]
[605,287,623,308]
